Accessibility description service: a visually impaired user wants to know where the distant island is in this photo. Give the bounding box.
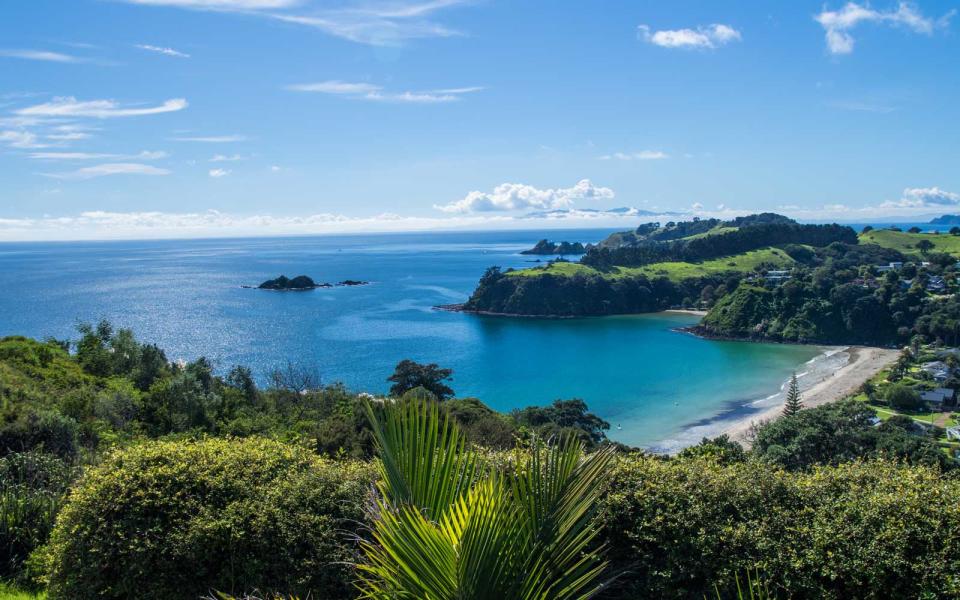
[520,239,591,255]
[930,214,960,225]
[246,275,369,290]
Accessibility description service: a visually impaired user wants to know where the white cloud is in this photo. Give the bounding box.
[171,134,246,142]
[882,186,960,208]
[121,0,298,8]
[269,1,468,46]
[16,97,188,118]
[208,168,230,177]
[814,2,952,54]
[28,150,168,161]
[638,23,741,49]
[598,150,669,161]
[136,44,191,58]
[287,80,481,103]
[120,0,470,46]
[435,179,615,214]
[287,80,381,94]
[0,130,46,149]
[0,206,683,241]
[210,154,244,162]
[42,162,172,180]
[0,49,81,63]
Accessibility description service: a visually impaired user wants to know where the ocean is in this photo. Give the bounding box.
[0,228,869,449]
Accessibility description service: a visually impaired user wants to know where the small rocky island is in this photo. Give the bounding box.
[245,275,369,290]
[520,239,590,255]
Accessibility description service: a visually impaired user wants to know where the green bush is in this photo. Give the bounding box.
[600,455,960,599]
[0,452,74,583]
[43,437,375,600]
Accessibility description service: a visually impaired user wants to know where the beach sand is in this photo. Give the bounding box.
[723,345,901,447]
[664,309,709,317]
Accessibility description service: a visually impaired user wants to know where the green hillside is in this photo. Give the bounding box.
[859,229,960,256]
[509,246,794,283]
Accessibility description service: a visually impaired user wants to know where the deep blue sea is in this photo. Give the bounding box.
[0,223,937,448]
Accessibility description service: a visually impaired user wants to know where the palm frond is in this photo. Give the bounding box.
[359,398,613,600]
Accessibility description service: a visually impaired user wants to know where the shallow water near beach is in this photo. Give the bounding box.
[0,230,826,448]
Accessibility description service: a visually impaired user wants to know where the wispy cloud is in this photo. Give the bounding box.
[28,150,168,161]
[638,24,741,49]
[0,49,82,63]
[208,168,230,177]
[814,2,954,54]
[435,179,615,214]
[598,151,669,161]
[828,100,897,113]
[42,162,172,180]
[135,44,191,58]
[16,97,188,118]
[171,134,246,142]
[210,153,245,161]
[120,0,299,8]
[0,130,46,149]
[287,80,481,103]
[118,0,472,46]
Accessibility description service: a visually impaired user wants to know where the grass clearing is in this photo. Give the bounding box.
[0,584,45,600]
[859,229,960,257]
[507,247,796,282]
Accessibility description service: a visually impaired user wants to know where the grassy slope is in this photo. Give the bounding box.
[508,247,795,283]
[0,584,45,600]
[859,229,960,256]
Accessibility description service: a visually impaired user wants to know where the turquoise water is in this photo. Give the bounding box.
[0,230,825,448]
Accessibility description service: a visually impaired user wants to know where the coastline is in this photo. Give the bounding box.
[721,345,901,447]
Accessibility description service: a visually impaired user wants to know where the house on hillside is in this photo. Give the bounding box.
[877,261,904,273]
[920,387,954,409]
[926,276,947,293]
[921,361,951,383]
[764,270,791,282]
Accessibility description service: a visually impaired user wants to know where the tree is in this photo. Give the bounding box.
[950,226,960,236]
[861,225,874,233]
[908,226,923,234]
[886,383,922,411]
[916,239,935,254]
[782,373,803,417]
[387,359,454,400]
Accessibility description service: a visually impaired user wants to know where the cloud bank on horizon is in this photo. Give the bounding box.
[0,0,957,240]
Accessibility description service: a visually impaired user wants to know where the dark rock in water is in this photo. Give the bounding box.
[257,275,319,290]
[520,239,588,255]
[337,280,368,286]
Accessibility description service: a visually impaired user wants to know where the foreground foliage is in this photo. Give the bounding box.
[358,398,615,599]
[602,456,960,600]
[42,438,375,600]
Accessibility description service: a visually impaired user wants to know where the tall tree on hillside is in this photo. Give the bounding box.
[387,359,455,400]
[783,373,803,417]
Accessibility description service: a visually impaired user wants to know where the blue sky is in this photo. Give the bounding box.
[1,0,959,240]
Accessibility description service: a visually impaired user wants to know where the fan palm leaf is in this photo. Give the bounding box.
[358,398,613,600]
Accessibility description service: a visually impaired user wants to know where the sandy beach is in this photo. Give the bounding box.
[664,309,709,317]
[723,345,901,447]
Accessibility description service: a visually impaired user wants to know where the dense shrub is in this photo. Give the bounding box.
[0,410,79,459]
[43,437,375,600]
[0,452,74,583]
[600,455,960,600]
